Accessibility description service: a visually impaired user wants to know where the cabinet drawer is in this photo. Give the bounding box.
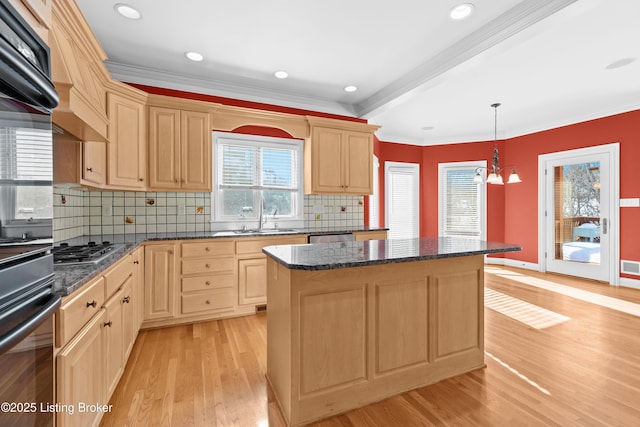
[181,289,234,314]
[103,255,134,298]
[182,274,235,292]
[181,240,235,258]
[236,235,307,255]
[56,276,105,347]
[182,257,234,275]
[353,231,388,241]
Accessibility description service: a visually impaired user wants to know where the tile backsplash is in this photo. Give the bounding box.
[53,185,365,241]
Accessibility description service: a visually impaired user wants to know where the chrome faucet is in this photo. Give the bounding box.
[258,196,266,231]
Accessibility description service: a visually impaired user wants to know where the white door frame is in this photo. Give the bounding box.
[537,143,620,285]
[385,161,420,239]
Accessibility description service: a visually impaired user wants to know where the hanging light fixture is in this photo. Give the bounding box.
[473,103,522,185]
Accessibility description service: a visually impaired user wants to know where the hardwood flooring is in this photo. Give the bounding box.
[100,267,640,426]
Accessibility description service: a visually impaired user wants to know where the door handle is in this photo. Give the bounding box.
[602,218,608,234]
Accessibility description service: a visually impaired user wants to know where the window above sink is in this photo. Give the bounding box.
[211,132,304,230]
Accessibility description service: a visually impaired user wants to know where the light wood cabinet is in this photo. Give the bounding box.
[56,276,105,348]
[305,117,380,195]
[81,141,107,186]
[236,235,307,307]
[107,90,146,189]
[50,0,109,142]
[103,287,124,398]
[56,309,106,427]
[179,240,235,317]
[148,97,213,191]
[238,257,268,306]
[353,230,388,241]
[144,243,177,321]
[131,247,145,330]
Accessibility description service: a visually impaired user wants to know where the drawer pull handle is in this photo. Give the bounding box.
[205,281,211,286]
[123,296,130,304]
[205,300,211,305]
[205,264,210,269]
[133,260,139,264]
[86,167,93,172]
[104,321,112,327]
[205,247,210,252]
[87,300,97,308]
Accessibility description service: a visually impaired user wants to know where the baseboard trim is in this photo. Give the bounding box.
[485,257,539,271]
[619,277,640,290]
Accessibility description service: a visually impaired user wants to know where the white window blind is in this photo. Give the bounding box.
[385,162,420,239]
[0,127,52,182]
[439,162,486,239]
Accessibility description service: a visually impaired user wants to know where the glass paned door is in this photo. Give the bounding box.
[546,154,610,281]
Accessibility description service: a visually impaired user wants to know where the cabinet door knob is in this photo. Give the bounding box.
[205,264,210,269]
[133,260,139,264]
[123,296,130,304]
[86,167,93,172]
[205,300,211,305]
[205,247,210,252]
[205,281,211,286]
[86,300,97,308]
[139,178,144,182]
[104,321,112,327]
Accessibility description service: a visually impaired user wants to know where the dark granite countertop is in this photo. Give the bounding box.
[53,226,388,296]
[262,237,522,271]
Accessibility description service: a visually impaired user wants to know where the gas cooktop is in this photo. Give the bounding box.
[52,241,125,265]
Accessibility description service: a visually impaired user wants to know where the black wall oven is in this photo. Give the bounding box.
[0,0,59,426]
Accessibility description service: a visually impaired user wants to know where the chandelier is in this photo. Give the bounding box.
[473,103,522,185]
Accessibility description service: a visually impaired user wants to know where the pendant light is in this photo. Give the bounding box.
[473,103,522,185]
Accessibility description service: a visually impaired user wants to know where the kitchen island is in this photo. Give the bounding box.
[263,237,521,426]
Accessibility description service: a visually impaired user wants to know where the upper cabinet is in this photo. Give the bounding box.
[305,117,380,195]
[106,83,147,189]
[148,95,213,192]
[49,0,109,142]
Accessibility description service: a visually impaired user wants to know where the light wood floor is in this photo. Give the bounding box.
[100,267,640,426]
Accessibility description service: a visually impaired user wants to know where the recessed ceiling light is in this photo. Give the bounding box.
[344,85,358,93]
[274,70,289,79]
[450,3,475,21]
[185,51,204,62]
[605,57,636,70]
[421,126,435,131]
[114,3,141,20]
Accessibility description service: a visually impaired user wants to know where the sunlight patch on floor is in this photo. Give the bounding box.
[485,351,551,396]
[484,288,570,329]
[485,267,640,318]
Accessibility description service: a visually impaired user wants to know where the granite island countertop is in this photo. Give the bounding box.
[262,236,521,271]
[53,226,388,296]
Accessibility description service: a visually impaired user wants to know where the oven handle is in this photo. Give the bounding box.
[0,289,61,355]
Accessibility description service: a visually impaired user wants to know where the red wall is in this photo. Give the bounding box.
[376,109,640,277]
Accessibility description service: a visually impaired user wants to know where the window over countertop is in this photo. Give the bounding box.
[211,132,304,228]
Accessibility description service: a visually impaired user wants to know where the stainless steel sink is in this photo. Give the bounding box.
[233,228,298,234]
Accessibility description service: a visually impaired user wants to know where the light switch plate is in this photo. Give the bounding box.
[620,198,640,207]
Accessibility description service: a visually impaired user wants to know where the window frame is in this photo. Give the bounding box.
[438,160,487,240]
[211,131,304,227]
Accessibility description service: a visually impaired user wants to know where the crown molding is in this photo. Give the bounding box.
[105,61,357,117]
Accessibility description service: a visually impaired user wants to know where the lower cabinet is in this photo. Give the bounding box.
[56,310,107,427]
[56,253,141,427]
[144,243,177,321]
[238,257,267,306]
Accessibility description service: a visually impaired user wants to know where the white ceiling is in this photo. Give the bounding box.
[75,0,640,146]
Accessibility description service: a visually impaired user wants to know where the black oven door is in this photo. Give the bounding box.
[0,270,60,427]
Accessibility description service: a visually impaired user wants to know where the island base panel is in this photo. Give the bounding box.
[266,255,485,426]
